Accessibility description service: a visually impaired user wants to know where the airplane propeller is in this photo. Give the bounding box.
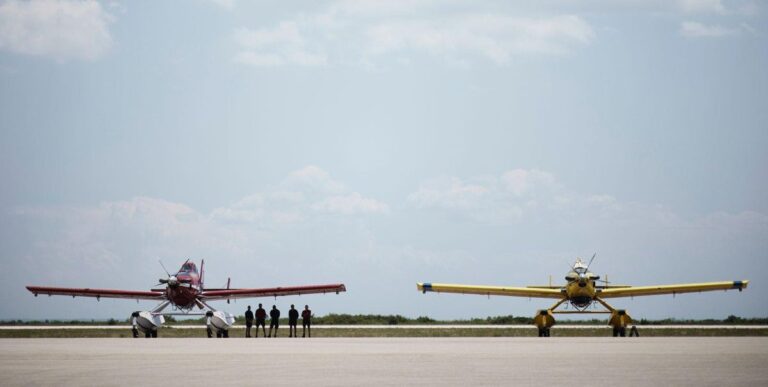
[156,259,190,287]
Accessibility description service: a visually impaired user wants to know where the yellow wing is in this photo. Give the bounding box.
[417,282,564,299]
[598,280,748,298]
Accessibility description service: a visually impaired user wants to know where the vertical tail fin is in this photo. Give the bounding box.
[200,259,205,290]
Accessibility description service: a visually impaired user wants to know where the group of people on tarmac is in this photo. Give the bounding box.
[244,304,313,338]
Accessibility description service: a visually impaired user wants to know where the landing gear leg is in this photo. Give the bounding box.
[132,328,139,338]
[534,309,556,338]
[151,330,158,338]
[222,330,229,338]
[145,331,151,338]
[207,327,213,338]
[607,308,633,338]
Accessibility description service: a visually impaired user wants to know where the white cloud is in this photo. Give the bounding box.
[677,0,727,14]
[408,177,489,210]
[0,0,113,61]
[408,169,632,224]
[233,2,594,68]
[207,0,235,9]
[313,192,390,215]
[366,14,593,63]
[680,21,739,37]
[233,22,327,67]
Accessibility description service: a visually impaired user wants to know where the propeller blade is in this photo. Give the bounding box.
[586,253,596,270]
[158,259,171,276]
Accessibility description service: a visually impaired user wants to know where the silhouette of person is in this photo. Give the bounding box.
[288,304,299,337]
[244,305,254,338]
[255,303,267,338]
[269,305,281,337]
[302,305,312,338]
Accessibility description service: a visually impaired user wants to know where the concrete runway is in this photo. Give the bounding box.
[1,337,766,386]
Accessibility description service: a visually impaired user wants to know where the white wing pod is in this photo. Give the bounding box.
[131,311,165,334]
[207,310,235,331]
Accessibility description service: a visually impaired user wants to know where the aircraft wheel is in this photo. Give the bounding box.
[145,331,151,338]
[151,330,158,338]
[223,330,229,338]
[612,327,619,337]
[207,328,213,338]
[545,328,551,337]
[619,327,626,337]
[537,328,544,337]
[132,328,139,338]
[216,330,223,338]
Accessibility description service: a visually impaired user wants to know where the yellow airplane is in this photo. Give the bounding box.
[417,255,749,337]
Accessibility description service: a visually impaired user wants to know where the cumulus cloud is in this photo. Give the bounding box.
[366,14,593,63]
[677,0,727,14]
[233,22,328,66]
[0,0,113,61]
[207,0,235,9]
[680,21,739,37]
[233,2,594,67]
[313,193,390,215]
[206,166,388,223]
[408,169,575,222]
[407,169,768,254]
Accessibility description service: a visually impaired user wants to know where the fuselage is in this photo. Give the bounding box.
[163,261,202,309]
[563,258,599,309]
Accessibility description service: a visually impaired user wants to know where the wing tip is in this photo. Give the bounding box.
[734,280,749,290]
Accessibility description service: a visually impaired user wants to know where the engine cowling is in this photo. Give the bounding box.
[206,310,235,331]
[131,311,165,335]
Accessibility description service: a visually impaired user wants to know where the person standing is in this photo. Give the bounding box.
[244,306,254,338]
[269,305,281,337]
[302,305,312,338]
[255,303,267,338]
[288,304,299,338]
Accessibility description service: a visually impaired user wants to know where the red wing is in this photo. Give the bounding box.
[201,283,346,300]
[27,286,165,300]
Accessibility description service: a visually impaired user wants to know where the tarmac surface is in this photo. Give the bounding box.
[1,337,766,386]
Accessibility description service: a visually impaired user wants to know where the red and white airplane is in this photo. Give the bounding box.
[26,259,346,338]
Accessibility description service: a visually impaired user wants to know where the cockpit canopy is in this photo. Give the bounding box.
[178,261,197,274]
[565,258,600,281]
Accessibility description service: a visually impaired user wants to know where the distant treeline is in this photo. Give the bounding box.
[2,314,767,326]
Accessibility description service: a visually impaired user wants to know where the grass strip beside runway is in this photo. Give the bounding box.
[1,326,767,338]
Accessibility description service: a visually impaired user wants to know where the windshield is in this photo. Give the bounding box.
[179,262,197,274]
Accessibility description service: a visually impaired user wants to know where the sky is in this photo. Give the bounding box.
[0,0,766,321]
